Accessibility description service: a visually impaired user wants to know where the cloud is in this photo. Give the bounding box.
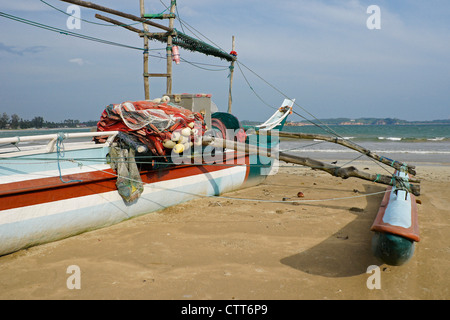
[69,58,85,66]
[0,42,46,55]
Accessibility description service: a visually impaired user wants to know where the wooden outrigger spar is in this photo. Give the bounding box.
[205,136,420,197]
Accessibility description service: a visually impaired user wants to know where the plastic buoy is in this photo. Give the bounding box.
[178,135,188,144]
[163,139,176,149]
[171,131,181,141]
[172,46,180,64]
[173,143,184,154]
[181,127,191,137]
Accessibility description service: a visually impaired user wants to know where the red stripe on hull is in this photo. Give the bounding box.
[0,155,251,211]
[370,186,420,242]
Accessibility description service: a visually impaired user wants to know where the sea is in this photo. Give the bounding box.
[1,124,449,165]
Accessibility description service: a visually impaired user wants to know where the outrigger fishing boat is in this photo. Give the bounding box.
[0,0,421,266]
[0,100,292,257]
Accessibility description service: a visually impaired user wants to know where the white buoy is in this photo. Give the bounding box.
[178,135,189,144]
[181,127,191,137]
[171,131,181,141]
[183,142,192,151]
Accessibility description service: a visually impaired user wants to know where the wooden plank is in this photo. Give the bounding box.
[144,73,171,77]
[143,13,176,19]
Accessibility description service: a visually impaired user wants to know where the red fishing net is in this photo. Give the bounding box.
[95,100,206,157]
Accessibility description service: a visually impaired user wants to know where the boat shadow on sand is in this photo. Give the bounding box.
[280,184,384,278]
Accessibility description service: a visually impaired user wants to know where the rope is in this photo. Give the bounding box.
[0,12,144,51]
[55,133,83,183]
[235,59,395,177]
[73,160,390,204]
[213,190,389,204]
[39,0,138,27]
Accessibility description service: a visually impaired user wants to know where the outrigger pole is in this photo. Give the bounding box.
[276,131,417,176]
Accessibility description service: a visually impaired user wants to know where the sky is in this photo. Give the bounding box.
[0,0,449,123]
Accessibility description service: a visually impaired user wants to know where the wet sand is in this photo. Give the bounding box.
[0,161,449,300]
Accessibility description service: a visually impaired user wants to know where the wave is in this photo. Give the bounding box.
[378,137,402,141]
[286,148,450,155]
[305,136,450,143]
[350,136,450,143]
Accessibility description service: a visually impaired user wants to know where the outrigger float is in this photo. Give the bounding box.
[0,0,421,265]
[371,171,420,266]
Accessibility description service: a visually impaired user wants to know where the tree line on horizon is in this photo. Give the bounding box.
[0,112,98,130]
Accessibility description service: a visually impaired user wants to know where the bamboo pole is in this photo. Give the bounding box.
[59,0,172,31]
[165,1,177,95]
[95,14,142,33]
[140,0,150,100]
[275,131,417,176]
[202,136,421,196]
[227,36,235,114]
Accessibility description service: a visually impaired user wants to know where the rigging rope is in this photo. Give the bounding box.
[235,60,394,176]
[0,12,144,51]
[71,160,391,204]
[55,133,83,183]
[39,0,127,27]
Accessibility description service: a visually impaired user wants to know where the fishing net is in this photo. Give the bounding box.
[114,102,175,131]
[95,100,206,157]
[109,147,143,204]
[148,29,236,62]
[95,101,247,203]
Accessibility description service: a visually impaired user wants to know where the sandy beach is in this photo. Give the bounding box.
[0,160,449,300]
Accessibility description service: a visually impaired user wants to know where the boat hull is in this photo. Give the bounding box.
[0,146,270,256]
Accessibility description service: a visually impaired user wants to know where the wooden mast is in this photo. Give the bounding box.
[140,0,150,100]
[227,36,235,113]
[165,1,177,95]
